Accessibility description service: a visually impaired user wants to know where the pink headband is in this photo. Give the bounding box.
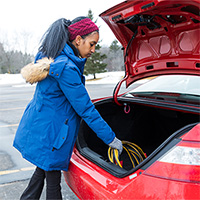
[68,18,99,41]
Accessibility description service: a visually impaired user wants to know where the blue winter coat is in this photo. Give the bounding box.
[13,43,115,171]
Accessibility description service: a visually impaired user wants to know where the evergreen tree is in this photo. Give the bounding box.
[110,39,121,52]
[84,43,107,79]
[84,9,107,79]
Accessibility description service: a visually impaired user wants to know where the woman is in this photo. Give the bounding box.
[13,17,122,200]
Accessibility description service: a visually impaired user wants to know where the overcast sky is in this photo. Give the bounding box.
[0,0,124,54]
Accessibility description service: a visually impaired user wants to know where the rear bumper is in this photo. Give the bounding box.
[64,150,200,200]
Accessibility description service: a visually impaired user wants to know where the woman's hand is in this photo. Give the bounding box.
[108,137,123,154]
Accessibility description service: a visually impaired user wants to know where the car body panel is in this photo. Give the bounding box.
[64,123,200,199]
[64,160,200,200]
[100,0,200,87]
[181,123,200,141]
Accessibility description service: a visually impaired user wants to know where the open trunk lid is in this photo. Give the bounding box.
[100,0,200,87]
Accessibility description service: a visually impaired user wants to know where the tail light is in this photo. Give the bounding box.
[144,124,200,183]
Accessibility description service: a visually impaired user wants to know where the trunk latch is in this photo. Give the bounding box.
[124,103,130,114]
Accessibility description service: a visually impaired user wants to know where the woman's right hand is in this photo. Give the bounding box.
[108,137,123,154]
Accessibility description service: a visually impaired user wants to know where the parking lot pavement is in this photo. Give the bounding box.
[0,175,79,200]
[0,121,78,200]
[0,121,35,184]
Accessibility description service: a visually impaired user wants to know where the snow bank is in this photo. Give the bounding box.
[0,71,125,85]
[85,71,124,84]
[0,74,26,85]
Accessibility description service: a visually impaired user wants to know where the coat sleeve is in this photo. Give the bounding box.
[56,64,115,145]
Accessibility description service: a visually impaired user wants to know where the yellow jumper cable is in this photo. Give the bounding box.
[108,141,147,169]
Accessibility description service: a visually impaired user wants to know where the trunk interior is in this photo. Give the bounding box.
[77,99,199,174]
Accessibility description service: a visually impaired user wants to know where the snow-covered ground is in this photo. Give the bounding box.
[0,71,125,86]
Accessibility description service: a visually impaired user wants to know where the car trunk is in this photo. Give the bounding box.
[76,99,199,175]
[76,0,200,177]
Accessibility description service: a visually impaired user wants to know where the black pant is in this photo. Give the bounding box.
[20,167,62,200]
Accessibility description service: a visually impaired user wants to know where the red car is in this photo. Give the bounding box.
[64,0,200,199]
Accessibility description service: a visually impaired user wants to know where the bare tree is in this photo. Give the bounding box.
[0,30,34,73]
[13,30,35,66]
[0,42,7,73]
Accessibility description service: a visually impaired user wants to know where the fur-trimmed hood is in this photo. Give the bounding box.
[21,57,54,84]
[21,42,86,85]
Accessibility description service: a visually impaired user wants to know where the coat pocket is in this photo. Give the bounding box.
[53,122,69,150]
